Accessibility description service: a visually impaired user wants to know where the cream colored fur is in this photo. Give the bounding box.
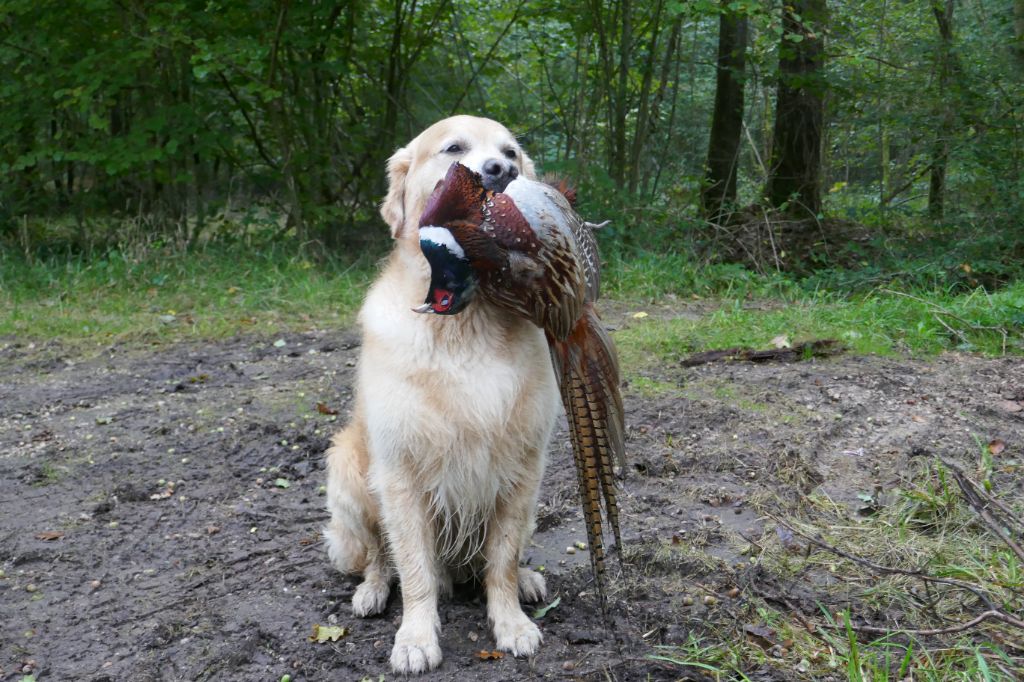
[323,116,555,674]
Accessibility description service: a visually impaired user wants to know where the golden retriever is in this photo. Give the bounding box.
[323,116,557,674]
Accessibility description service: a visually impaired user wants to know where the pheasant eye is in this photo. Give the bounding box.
[433,288,454,312]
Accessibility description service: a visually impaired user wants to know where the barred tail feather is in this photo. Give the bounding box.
[551,305,626,614]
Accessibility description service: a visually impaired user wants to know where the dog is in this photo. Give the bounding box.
[323,116,559,674]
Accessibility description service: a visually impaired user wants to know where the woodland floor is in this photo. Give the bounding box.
[2,309,1022,681]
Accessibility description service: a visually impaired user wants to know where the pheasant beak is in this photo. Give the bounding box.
[411,302,435,314]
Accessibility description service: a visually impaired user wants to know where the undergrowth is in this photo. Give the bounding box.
[3,217,1023,357]
[1,240,376,343]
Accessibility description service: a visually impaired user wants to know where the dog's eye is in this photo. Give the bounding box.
[503,148,518,160]
[444,143,463,154]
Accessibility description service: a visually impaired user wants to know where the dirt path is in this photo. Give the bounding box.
[2,325,1022,681]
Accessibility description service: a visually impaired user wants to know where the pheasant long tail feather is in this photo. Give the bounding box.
[551,305,626,615]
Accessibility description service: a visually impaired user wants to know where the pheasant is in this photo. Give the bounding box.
[414,161,625,613]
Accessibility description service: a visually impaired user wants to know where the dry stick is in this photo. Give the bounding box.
[938,455,1024,532]
[826,609,1024,636]
[939,458,1024,565]
[772,517,999,611]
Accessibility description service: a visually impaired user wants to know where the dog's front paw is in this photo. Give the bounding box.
[493,612,542,657]
[390,623,442,674]
[352,577,390,617]
[517,568,546,603]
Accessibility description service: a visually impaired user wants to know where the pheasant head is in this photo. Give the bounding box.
[414,163,492,315]
[414,226,477,315]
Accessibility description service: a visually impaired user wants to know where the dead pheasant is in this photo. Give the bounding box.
[414,162,625,613]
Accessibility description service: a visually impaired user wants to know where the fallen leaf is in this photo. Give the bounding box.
[274,478,291,489]
[998,400,1022,413]
[743,623,776,649]
[35,531,64,541]
[95,416,113,425]
[532,596,561,619]
[308,624,348,643]
[273,339,287,348]
[476,650,505,660]
[316,402,338,416]
[770,334,791,349]
[631,311,649,319]
[988,439,1006,455]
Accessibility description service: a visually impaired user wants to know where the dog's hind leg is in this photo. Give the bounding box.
[323,418,392,616]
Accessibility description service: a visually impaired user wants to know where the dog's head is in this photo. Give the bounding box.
[380,115,536,239]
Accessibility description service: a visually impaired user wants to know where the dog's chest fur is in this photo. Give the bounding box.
[355,253,559,562]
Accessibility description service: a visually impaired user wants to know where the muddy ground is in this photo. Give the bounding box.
[2,313,1022,681]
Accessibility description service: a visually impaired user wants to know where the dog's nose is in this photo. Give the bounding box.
[481,158,518,192]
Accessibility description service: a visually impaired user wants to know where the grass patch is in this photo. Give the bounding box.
[1,243,377,344]
[3,236,1023,362]
[649,451,1024,681]
[613,283,1024,375]
[747,452,1024,681]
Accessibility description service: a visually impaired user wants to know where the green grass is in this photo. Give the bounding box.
[611,281,1024,374]
[1,243,377,344]
[3,239,1023,361]
[648,453,1024,681]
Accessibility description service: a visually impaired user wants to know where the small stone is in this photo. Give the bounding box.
[468,631,478,642]
[565,546,576,555]
[562,661,575,671]
[25,583,37,593]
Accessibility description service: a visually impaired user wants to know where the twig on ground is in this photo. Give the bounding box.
[938,457,1024,565]
[771,517,999,611]
[823,609,1024,636]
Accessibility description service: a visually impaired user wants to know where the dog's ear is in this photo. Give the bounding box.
[519,148,538,180]
[380,146,412,239]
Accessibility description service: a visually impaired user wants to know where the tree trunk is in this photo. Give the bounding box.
[766,0,827,218]
[1014,0,1024,70]
[928,0,954,221]
[702,2,748,220]
[613,0,632,188]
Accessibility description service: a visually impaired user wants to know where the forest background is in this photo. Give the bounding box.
[2,0,1024,347]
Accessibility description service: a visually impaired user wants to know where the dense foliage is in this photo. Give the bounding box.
[2,0,1022,273]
